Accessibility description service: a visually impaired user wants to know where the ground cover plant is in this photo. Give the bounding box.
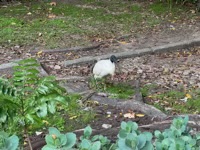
[1,116,200,149]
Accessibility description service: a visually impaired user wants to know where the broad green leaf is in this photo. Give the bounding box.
[143,132,152,141]
[65,133,76,148]
[91,141,101,150]
[137,134,146,149]
[118,130,128,139]
[80,139,91,149]
[5,135,19,150]
[117,139,132,150]
[0,113,7,123]
[37,85,49,94]
[36,103,47,117]
[154,130,162,138]
[42,145,57,150]
[47,101,56,114]
[84,126,92,138]
[59,134,67,146]
[45,135,56,147]
[25,114,34,124]
[141,141,154,150]
[48,127,61,137]
[120,121,127,130]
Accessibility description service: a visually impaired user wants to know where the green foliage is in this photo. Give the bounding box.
[78,126,115,150]
[42,116,200,150]
[0,58,68,148]
[0,58,67,125]
[0,131,19,150]
[117,121,153,150]
[42,127,76,150]
[154,116,200,149]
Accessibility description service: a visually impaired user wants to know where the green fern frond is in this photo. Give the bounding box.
[12,58,40,88]
[36,76,66,95]
[0,95,19,123]
[0,78,16,97]
[0,58,69,136]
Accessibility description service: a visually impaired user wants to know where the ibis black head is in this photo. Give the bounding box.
[110,55,117,63]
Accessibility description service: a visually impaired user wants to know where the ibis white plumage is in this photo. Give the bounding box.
[93,55,117,80]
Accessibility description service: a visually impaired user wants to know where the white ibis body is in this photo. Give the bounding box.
[93,55,117,80]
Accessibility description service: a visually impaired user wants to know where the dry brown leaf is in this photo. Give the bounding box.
[66,52,73,56]
[186,94,192,99]
[123,112,135,118]
[48,14,56,19]
[119,41,127,44]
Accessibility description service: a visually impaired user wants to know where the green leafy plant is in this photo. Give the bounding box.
[38,116,200,149]
[78,126,115,150]
[117,121,153,150]
[0,58,68,149]
[154,116,200,150]
[42,127,76,150]
[0,131,19,150]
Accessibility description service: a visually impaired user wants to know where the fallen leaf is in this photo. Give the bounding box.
[27,12,32,15]
[124,112,135,118]
[38,32,42,37]
[135,114,145,117]
[11,22,16,25]
[106,111,111,115]
[37,50,43,55]
[119,41,127,44]
[66,52,73,56]
[169,25,175,30]
[186,94,192,99]
[165,107,172,111]
[42,120,49,125]
[54,65,61,70]
[48,14,56,19]
[35,131,43,135]
[102,124,112,129]
[107,114,111,118]
[190,10,195,14]
[69,116,77,120]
